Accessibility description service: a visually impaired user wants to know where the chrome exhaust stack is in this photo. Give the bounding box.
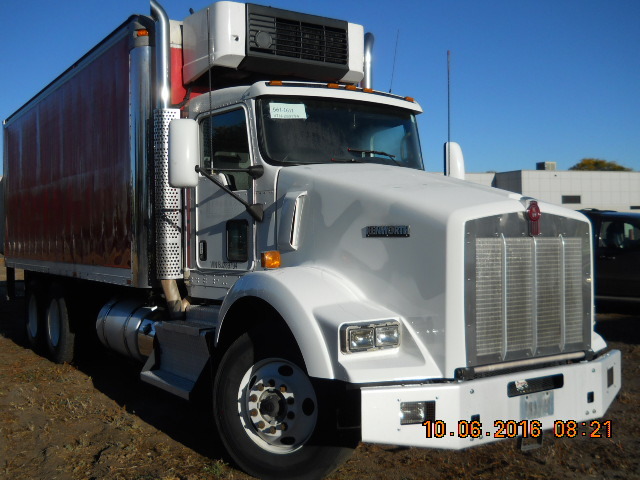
[362,32,374,89]
[150,1,185,318]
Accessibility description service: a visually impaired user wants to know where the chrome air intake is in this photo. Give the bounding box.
[464,212,592,367]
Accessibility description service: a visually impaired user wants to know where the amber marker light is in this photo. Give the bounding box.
[327,83,340,89]
[261,251,282,269]
[404,96,415,102]
[136,29,150,37]
[345,85,357,91]
[267,80,283,86]
[363,88,373,93]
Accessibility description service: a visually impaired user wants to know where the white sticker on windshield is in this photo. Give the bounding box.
[269,103,307,119]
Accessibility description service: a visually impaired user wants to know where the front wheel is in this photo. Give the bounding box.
[213,330,356,480]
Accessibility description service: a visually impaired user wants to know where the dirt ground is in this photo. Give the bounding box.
[1,264,639,480]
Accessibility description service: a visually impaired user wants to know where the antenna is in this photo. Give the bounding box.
[389,29,400,93]
[447,50,451,145]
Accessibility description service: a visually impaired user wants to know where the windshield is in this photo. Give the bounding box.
[257,96,424,170]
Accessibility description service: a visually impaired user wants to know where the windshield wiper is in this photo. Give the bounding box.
[331,157,363,163]
[347,148,400,166]
[347,148,395,159]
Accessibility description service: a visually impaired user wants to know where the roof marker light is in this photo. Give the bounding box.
[327,83,340,89]
[268,80,283,86]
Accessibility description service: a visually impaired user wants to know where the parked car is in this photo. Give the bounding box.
[579,209,640,305]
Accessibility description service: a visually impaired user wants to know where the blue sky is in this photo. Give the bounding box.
[1,0,638,174]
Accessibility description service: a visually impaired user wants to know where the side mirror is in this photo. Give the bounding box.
[168,118,199,188]
[444,142,465,180]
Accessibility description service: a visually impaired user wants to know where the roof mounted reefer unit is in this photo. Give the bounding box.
[182,1,364,85]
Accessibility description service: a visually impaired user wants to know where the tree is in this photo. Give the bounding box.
[569,158,632,171]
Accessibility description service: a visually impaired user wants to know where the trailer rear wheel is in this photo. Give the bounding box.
[213,330,356,480]
[25,284,43,349]
[44,286,75,364]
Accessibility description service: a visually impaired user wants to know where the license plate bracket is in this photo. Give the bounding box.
[520,390,554,419]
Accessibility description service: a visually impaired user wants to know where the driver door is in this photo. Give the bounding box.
[196,107,254,273]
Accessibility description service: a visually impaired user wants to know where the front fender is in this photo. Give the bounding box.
[215,266,399,380]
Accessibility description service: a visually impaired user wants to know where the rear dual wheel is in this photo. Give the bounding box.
[44,286,75,364]
[213,330,357,480]
[25,283,43,349]
[24,280,75,364]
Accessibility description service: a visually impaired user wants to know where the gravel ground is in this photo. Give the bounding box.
[1,263,638,480]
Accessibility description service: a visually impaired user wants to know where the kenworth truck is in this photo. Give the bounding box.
[2,2,621,479]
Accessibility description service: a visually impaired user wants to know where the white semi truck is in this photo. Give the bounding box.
[2,2,621,479]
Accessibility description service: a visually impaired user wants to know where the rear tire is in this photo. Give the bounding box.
[213,330,357,480]
[25,282,43,350]
[44,285,75,364]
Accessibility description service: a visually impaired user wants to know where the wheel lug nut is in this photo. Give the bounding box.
[268,426,277,434]
[249,394,258,402]
[256,421,265,429]
[280,385,287,393]
[257,383,264,391]
[250,409,258,417]
[280,423,288,431]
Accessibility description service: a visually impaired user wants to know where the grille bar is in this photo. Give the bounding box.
[248,12,348,65]
[465,213,591,367]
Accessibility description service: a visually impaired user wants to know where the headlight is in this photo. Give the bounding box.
[348,327,375,351]
[375,325,400,347]
[341,321,400,353]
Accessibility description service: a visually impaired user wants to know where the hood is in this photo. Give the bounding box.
[273,163,592,381]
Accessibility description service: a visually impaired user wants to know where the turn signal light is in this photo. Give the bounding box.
[261,251,281,269]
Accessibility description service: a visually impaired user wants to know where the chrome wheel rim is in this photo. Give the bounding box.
[237,358,318,454]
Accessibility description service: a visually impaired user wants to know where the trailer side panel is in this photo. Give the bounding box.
[3,26,139,283]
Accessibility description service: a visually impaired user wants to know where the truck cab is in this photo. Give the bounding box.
[2,2,621,479]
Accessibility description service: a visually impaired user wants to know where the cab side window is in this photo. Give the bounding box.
[600,220,640,251]
[201,109,251,191]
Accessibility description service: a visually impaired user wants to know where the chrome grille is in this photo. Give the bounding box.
[466,213,591,367]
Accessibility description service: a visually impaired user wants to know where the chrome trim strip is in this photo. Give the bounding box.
[130,45,153,288]
[5,258,134,286]
[473,351,585,375]
[531,236,538,354]
[560,234,566,350]
[501,233,508,360]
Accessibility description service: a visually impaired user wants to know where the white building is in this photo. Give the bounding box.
[466,163,640,212]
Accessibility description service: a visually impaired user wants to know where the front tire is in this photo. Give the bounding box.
[213,330,356,480]
[44,285,75,364]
